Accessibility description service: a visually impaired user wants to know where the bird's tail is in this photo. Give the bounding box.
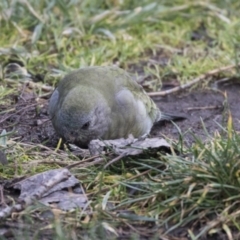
[158,112,186,122]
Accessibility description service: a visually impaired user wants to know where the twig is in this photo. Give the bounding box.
[66,155,100,169]
[80,157,106,168]
[148,64,240,97]
[103,153,126,169]
[186,105,221,111]
[27,160,74,167]
[27,81,54,92]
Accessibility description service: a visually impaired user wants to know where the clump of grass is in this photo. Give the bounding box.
[106,117,240,238]
[1,0,240,81]
[17,120,238,239]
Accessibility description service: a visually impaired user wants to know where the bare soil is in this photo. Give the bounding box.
[153,79,240,145]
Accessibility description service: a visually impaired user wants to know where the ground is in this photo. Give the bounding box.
[1,77,239,149]
[1,0,240,239]
[0,73,240,239]
[155,79,240,144]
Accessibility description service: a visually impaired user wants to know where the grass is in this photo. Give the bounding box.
[1,0,240,239]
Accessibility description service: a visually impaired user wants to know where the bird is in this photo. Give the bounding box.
[48,66,184,147]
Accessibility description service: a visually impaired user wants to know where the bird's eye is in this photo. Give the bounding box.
[81,121,90,130]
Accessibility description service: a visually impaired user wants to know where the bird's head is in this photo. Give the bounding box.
[53,86,111,147]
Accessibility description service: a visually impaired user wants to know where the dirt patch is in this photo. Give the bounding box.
[152,79,240,145]
[0,92,57,147]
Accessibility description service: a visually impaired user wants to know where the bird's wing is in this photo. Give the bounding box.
[120,72,160,123]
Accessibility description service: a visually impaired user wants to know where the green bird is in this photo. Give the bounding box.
[49,66,184,147]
